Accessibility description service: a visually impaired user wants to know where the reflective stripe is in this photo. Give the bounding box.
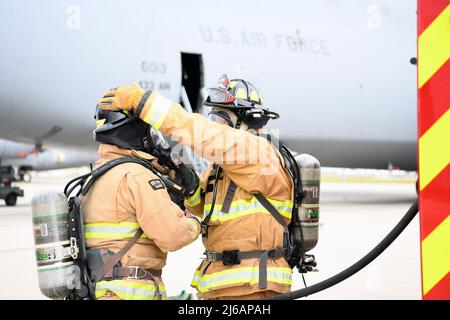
[228,81,238,89]
[191,266,292,293]
[418,4,450,88]
[143,92,172,129]
[235,88,247,99]
[419,109,450,190]
[95,279,166,300]
[96,119,106,127]
[203,197,292,223]
[422,216,450,295]
[417,1,450,300]
[185,184,202,207]
[84,222,148,239]
[250,90,260,102]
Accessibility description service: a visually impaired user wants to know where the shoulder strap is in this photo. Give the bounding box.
[257,132,282,152]
[201,164,221,231]
[81,157,154,196]
[254,194,288,229]
[221,180,237,214]
[258,132,303,205]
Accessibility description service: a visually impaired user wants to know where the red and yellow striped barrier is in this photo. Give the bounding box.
[418,0,450,300]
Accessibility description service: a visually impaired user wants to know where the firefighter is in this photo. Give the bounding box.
[82,107,201,300]
[97,75,293,299]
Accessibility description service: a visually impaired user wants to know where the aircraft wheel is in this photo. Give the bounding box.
[22,173,32,183]
[5,194,17,206]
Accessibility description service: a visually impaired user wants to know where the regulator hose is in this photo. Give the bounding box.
[263,198,419,300]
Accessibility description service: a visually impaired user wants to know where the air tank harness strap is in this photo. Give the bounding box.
[204,248,285,289]
[221,180,237,213]
[88,248,163,298]
[91,228,143,283]
[201,165,221,237]
[90,228,163,298]
[97,249,163,279]
[201,173,236,237]
[201,169,289,288]
[254,194,288,229]
[110,265,162,280]
[80,157,156,196]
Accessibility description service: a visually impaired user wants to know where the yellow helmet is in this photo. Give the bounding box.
[204,74,279,129]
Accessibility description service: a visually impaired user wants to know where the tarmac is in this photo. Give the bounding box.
[0,168,420,300]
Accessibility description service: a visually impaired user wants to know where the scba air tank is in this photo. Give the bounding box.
[31,193,76,299]
[294,154,320,252]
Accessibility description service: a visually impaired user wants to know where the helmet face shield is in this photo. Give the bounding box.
[205,88,234,104]
[94,107,131,133]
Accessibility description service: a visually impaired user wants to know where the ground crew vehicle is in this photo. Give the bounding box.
[0,166,24,206]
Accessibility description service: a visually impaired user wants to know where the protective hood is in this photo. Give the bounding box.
[94,112,149,152]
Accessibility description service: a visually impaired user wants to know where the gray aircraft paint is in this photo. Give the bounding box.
[0,139,34,159]
[0,138,97,171]
[0,0,417,169]
[2,144,98,171]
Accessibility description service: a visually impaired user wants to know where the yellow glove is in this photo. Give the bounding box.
[97,82,145,113]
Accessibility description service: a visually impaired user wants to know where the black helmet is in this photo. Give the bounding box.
[204,74,279,129]
[93,107,149,152]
